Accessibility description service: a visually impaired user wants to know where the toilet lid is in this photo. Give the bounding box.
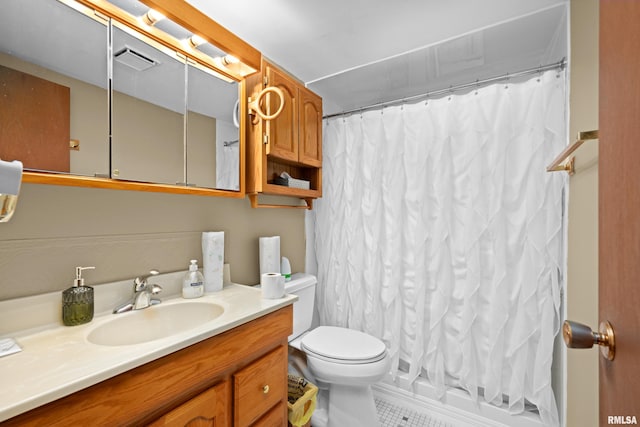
[301,326,386,362]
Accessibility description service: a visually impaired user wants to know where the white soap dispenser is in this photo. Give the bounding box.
[182,260,204,299]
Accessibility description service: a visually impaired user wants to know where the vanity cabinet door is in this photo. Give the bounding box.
[149,381,230,427]
[252,401,287,427]
[233,345,287,426]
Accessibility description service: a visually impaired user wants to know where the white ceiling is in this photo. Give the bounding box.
[187,0,568,115]
[1,0,569,118]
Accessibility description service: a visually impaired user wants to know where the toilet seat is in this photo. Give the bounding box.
[301,326,387,364]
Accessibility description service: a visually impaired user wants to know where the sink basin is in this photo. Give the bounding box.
[87,301,224,346]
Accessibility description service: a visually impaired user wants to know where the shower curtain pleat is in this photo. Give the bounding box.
[313,69,566,426]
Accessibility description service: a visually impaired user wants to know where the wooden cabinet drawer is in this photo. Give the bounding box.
[233,345,287,426]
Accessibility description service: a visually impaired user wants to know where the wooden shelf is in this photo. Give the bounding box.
[22,172,245,198]
[262,183,321,198]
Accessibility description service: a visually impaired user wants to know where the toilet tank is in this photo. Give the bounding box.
[284,273,317,341]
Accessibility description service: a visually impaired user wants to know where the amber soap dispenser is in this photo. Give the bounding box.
[62,266,96,326]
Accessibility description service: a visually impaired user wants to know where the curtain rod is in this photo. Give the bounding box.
[323,58,566,120]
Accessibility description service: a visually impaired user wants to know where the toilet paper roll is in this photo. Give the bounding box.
[259,236,280,275]
[261,272,285,299]
[202,231,224,293]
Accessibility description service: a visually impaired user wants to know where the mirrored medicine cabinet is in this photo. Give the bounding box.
[0,0,257,196]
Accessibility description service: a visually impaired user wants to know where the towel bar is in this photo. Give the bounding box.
[547,130,599,175]
[248,193,313,210]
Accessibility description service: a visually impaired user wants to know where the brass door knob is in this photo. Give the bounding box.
[562,320,615,361]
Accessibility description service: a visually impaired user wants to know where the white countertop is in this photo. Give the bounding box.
[0,275,296,422]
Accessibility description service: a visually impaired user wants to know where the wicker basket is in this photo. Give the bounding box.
[287,374,318,427]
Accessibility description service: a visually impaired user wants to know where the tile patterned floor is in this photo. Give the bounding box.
[375,397,453,427]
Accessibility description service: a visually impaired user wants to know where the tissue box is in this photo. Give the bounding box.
[274,172,310,190]
[286,176,310,190]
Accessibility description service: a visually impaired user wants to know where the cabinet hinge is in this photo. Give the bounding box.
[263,134,269,145]
[263,75,269,87]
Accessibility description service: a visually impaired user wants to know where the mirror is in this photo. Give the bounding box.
[111,23,186,185]
[0,0,243,193]
[186,62,240,190]
[0,0,109,178]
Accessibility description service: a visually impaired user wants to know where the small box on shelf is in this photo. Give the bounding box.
[273,172,310,190]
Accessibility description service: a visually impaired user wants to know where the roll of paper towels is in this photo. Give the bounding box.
[202,231,224,292]
[259,236,280,275]
[261,272,285,299]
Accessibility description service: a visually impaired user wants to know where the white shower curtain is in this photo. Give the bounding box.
[215,117,240,191]
[311,69,566,425]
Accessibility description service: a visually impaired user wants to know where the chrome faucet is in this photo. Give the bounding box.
[113,269,162,314]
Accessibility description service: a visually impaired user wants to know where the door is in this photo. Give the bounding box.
[599,0,640,424]
[0,65,70,172]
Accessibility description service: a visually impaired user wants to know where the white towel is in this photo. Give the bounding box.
[0,160,23,196]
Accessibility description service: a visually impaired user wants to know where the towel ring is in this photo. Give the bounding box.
[248,86,285,122]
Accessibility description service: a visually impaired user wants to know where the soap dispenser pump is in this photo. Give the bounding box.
[182,260,204,299]
[62,266,96,326]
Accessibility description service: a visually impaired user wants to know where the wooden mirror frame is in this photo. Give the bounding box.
[22,0,262,198]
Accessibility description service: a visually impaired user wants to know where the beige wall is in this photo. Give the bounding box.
[0,184,305,301]
[566,0,599,426]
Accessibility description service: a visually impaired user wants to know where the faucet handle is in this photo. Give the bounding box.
[133,269,160,291]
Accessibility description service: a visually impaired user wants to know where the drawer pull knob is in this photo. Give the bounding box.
[263,385,270,394]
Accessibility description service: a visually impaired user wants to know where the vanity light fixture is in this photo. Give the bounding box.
[141,8,166,26]
[188,34,206,48]
[212,54,243,74]
[222,54,239,66]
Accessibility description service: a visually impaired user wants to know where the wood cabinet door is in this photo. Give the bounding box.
[149,381,231,427]
[298,86,322,168]
[251,401,287,427]
[266,64,298,163]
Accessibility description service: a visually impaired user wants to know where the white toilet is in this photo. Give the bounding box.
[286,273,390,427]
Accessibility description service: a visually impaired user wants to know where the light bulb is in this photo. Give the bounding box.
[222,55,239,65]
[189,34,206,48]
[141,9,165,26]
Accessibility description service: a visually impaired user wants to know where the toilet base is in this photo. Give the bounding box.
[320,384,380,427]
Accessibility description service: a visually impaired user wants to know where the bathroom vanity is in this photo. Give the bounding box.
[0,277,296,426]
